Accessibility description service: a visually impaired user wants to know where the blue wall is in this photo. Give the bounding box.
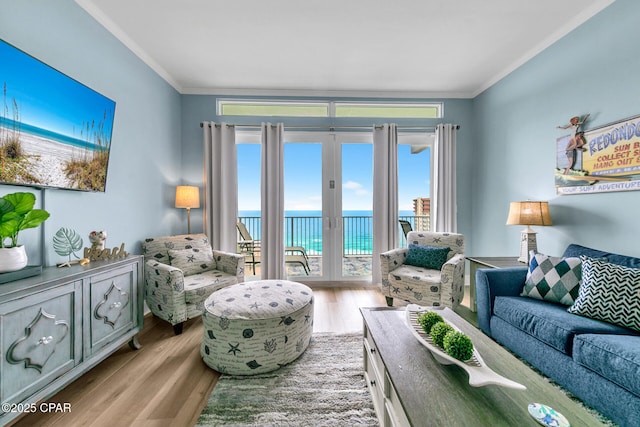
[471,0,639,258]
[0,0,183,265]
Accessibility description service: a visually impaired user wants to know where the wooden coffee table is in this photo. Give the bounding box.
[360,307,606,427]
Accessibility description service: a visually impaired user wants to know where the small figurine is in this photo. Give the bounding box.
[89,230,107,251]
[558,114,590,174]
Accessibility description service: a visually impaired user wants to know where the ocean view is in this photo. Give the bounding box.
[239,210,415,255]
[0,117,107,151]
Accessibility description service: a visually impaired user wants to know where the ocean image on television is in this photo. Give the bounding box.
[0,39,115,192]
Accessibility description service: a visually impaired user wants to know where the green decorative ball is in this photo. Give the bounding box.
[430,322,454,348]
[443,331,474,361]
[416,311,444,334]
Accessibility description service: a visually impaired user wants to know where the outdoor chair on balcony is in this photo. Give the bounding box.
[399,219,413,238]
[380,231,465,309]
[236,220,311,275]
[236,221,261,274]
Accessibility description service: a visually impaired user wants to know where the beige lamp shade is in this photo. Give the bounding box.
[506,201,552,226]
[175,186,200,209]
[506,201,552,263]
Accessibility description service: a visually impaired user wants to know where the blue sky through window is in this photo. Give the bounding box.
[237,141,430,212]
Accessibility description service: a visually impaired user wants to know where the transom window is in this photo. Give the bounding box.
[219,101,328,117]
[218,100,442,119]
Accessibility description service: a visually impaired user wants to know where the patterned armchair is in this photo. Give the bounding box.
[380,231,465,309]
[142,234,244,334]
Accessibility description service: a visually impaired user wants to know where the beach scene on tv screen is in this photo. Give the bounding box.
[0,39,115,192]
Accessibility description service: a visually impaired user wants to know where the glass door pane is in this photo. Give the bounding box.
[398,135,433,246]
[340,135,373,279]
[284,139,324,278]
[237,135,262,279]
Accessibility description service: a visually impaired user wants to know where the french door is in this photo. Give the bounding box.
[284,132,373,282]
[237,129,432,282]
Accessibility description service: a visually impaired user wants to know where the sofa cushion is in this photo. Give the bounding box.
[573,334,640,398]
[562,243,640,269]
[521,252,581,305]
[493,296,634,355]
[568,256,640,331]
[168,247,217,276]
[405,244,450,270]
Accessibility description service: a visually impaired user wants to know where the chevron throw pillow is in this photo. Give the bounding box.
[521,252,582,305]
[568,256,640,331]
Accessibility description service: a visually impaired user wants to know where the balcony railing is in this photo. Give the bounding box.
[238,214,430,256]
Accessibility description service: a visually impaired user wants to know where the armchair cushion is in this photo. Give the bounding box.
[388,265,442,305]
[405,244,450,270]
[183,270,238,306]
[168,247,217,276]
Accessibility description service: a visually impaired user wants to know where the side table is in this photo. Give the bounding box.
[467,256,525,312]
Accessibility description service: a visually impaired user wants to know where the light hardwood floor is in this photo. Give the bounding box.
[9,286,396,427]
[11,285,475,427]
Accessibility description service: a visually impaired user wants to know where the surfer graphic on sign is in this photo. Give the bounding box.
[558,114,590,174]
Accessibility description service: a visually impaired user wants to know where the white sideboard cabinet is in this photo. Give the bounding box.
[0,256,143,425]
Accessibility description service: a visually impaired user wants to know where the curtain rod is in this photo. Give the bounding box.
[199,122,459,131]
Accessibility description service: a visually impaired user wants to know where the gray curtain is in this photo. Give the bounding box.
[260,122,286,279]
[433,123,457,232]
[372,124,399,285]
[203,122,237,252]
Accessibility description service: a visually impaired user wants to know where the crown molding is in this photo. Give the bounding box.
[75,0,183,93]
[473,0,615,97]
[180,86,473,99]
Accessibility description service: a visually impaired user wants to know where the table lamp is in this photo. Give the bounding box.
[175,186,200,234]
[506,201,552,263]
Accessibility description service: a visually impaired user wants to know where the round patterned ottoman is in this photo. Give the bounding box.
[201,280,314,375]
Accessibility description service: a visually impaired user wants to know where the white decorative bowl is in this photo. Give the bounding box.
[405,304,526,390]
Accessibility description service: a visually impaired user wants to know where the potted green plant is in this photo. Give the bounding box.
[0,192,50,273]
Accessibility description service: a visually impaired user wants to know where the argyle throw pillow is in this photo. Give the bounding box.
[521,252,582,305]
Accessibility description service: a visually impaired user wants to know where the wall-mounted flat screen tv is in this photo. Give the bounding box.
[0,39,115,192]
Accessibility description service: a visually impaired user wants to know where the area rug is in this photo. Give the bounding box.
[195,333,379,427]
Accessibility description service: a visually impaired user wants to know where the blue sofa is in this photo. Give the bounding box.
[476,244,640,427]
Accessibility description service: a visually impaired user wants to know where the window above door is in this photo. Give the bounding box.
[218,99,442,119]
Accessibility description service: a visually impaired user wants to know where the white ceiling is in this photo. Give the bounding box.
[76,0,614,98]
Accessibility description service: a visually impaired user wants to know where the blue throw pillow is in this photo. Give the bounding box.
[405,244,450,270]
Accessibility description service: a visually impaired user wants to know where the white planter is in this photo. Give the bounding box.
[0,245,28,273]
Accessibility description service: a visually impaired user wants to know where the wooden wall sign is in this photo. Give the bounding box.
[556,114,640,195]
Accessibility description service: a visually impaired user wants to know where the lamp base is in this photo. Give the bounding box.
[518,228,537,264]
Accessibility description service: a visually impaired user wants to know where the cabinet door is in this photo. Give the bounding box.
[88,264,137,353]
[1,282,81,406]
